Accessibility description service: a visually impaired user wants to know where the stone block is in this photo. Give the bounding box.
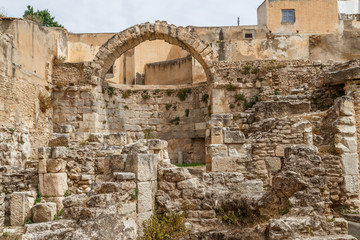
[48,134,69,147]
[32,203,57,223]
[104,154,127,181]
[46,159,66,173]
[335,125,356,135]
[43,173,68,197]
[177,178,200,189]
[47,197,64,212]
[275,145,286,157]
[113,172,136,181]
[211,127,223,144]
[147,139,165,150]
[265,157,282,171]
[223,130,245,144]
[334,96,354,116]
[104,133,127,146]
[59,124,75,133]
[38,147,52,160]
[137,211,153,230]
[207,144,227,158]
[137,182,153,213]
[341,153,359,175]
[343,175,359,193]
[125,154,158,182]
[240,180,264,193]
[38,159,47,174]
[335,135,357,154]
[119,203,137,215]
[211,157,235,172]
[10,191,36,226]
[51,147,67,159]
[228,144,251,158]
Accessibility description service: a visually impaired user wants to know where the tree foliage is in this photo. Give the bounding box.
[23,5,63,28]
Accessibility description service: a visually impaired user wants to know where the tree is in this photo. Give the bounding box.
[23,5,63,28]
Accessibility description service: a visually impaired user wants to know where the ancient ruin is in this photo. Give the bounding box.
[1,0,360,239]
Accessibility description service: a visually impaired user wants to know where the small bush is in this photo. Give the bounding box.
[177,88,192,101]
[53,56,66,66]
[124,105,129,110]
[242,65,252,75]
[53,213,61,221]
[274,91,281,95]
[251,68,259,74]
[122,90,132,99]
[64,190,71,197]
[243,95,259,110]
[24,14,43,25]
[201,93,209,103]
[139,211,188,240]
[170,117,180,125]
[24,217,33,225]
[38,93,52,113]
[34,189,41,204]
[142,91,151,100]
[166,89,175,96]
[235,93,246,102]
[7,128,15,134]
[225,83,236,91]
[185,109,190,117]
[143,128,153,140]
[165,104,172,111]
[229,104,235,109]
[131,188,139,199]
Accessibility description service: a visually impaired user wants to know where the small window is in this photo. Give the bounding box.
[107,65,114,74]
[282,9,295,23]
[244,33,253,39]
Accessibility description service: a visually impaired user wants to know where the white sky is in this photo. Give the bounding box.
[2,0,264,33]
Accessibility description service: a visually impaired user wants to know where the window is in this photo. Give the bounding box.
[282,9,295,23]
[244,33,253,39]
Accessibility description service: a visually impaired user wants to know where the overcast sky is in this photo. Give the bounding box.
[2,0,264,33]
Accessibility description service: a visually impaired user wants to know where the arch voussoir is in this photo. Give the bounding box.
[93,21,217,81]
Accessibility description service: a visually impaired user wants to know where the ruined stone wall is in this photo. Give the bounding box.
[144,55,193,85]
[0,19,67,160]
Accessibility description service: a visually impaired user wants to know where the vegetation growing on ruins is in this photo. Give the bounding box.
[170,117,180,125]
[23,6,64,28]
[177,88,192,101]
[201,93,209,103]
[139,210,188,240]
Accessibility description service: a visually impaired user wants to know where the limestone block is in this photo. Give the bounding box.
[46,159,66,173]
[335,125,356,135]
[207,144,227,158]
[51,147,67,159]
[147,139,165,150]
[177,178,200,189]
[59,124,75,133]
[265,157,282,171]
[38,147,52,160]
[211,157,235,172]
[343,175,359,193]
[228,144,251,159]
[137,182,153,213]
[275,145,286,157]
[341,153,359,175]
[38,159,46,174]
[119,203,137,216]
[47,197,64,212]
[137,211,153,230]
[48,134,69,147]
[113,172,136,181]
[160,167,192,182]
[223,130,245,144]
[43,173,68,197]
[104,133,126,146]
[334,96,354,116]
[10,191,36,226]
[104,154,127,181]
[335,135,357,154]
[32,203,57,223]
[125,154,158,182]
[211,127,223,144]
[240,180,263,193]
[88,133,104,143]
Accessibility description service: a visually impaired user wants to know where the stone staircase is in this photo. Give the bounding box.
[22,220,76,240]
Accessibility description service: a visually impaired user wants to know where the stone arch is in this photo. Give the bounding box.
[93,21,217,82]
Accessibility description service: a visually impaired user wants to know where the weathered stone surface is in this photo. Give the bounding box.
[113,172,136,181]
[223,130,245,144]
[177,178,200,190]
[125,154,158,182]
[46,159,67,173]
[47,197,65,212]
[138,182,153,213]
[48,134,70,147]
[10,191,36,226]
[207,144,227,158]
[104,133,126,146]
[104,154,127,180]
[32,202,57,223]
[51,147,68,159]
[211,157,235,172]
[43,173,68,197]
[341,153,359,175]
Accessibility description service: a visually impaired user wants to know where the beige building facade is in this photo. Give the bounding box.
[258,0,339,34]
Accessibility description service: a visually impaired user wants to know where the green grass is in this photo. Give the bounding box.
[175,163,206,167]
